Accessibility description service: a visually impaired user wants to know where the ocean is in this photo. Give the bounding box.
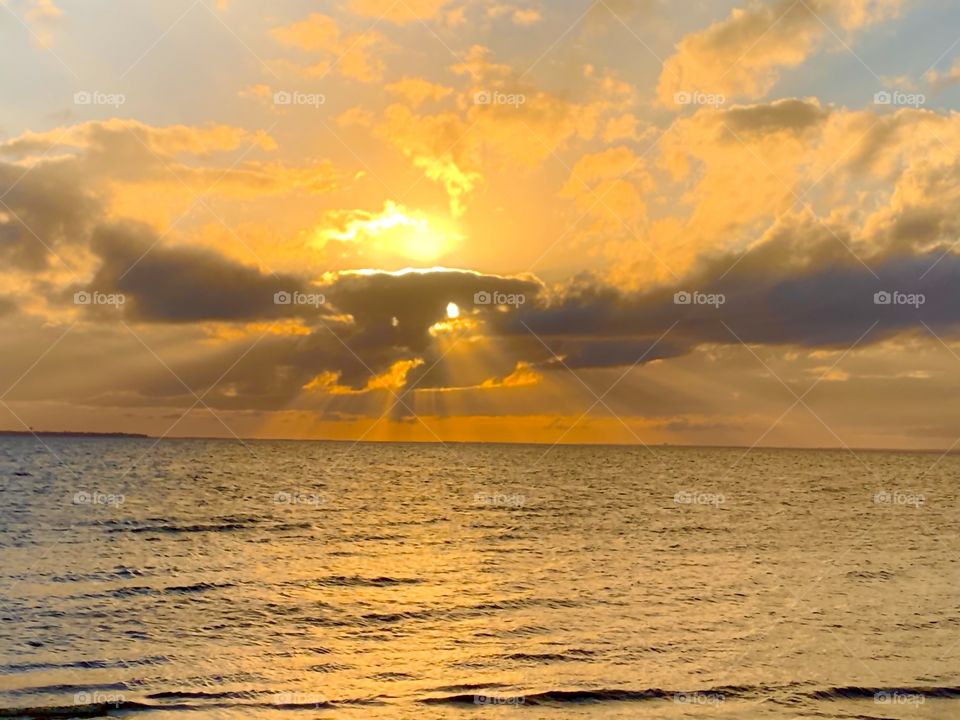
[0,438,957,719]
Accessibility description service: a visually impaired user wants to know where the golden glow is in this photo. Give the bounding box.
[303,358,425,394]
[317,201,462,263]
[428,315,476,336]
[480,362,542,388]
[446,302,459,319]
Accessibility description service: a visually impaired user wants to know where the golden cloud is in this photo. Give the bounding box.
[270,13,388,82]
[657,0,904,104]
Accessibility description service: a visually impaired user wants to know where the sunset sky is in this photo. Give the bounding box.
[2,0,960,448]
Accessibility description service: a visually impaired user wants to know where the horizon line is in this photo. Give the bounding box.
[0,429,956,455]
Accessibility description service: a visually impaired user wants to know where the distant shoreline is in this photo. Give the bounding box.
[0,430,150,439]
[0,429,956,454]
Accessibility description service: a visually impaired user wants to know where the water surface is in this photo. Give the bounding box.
[1,439,958,718]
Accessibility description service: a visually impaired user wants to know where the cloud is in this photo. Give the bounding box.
[487,3,542,25]
[77,198,960,404]
[559,146,653,254]
[657,0,904,104]
[25,0,62,47]
[499,218,960,367]
[0,120,339,241]
[926,58,960,93]
[346,0,453,24]
[320,268,543,353]
[366,45,629,215]
[270,12,388,82]
[0,156,99,270]
[385,77,454,107]
[83,222,318,323]
[602,113,649,142]
[722,97,830,135]
[373,103,482,216]
[0,119,276,159]
[69,267,545,410]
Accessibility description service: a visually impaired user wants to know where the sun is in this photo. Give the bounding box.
[446,302,460,319]
[320,201,462,263]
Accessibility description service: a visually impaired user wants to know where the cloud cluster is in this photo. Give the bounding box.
[6,93,960,418]
[657,0,904,104]
[270,13,388,82]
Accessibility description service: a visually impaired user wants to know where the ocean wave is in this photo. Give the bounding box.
[809,685,960,700]
[420,688,676,705]
[1,656,169,673]
[144,690,269,700]
[420,684,960,707]
[501,650,598,663]
[0,695,387,718]
[306,575,423,587]
[0,700,160,718]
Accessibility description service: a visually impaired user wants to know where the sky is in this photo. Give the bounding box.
[2,0,960,448]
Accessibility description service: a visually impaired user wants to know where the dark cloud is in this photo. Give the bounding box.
[468,208,960,387]
[0,158,98,270]
[78,267,544,408]
[507,233,960,357]
[722,98,829,136]
[322,269,542,352]
[72,216,960,411]
[83,222,319,323]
